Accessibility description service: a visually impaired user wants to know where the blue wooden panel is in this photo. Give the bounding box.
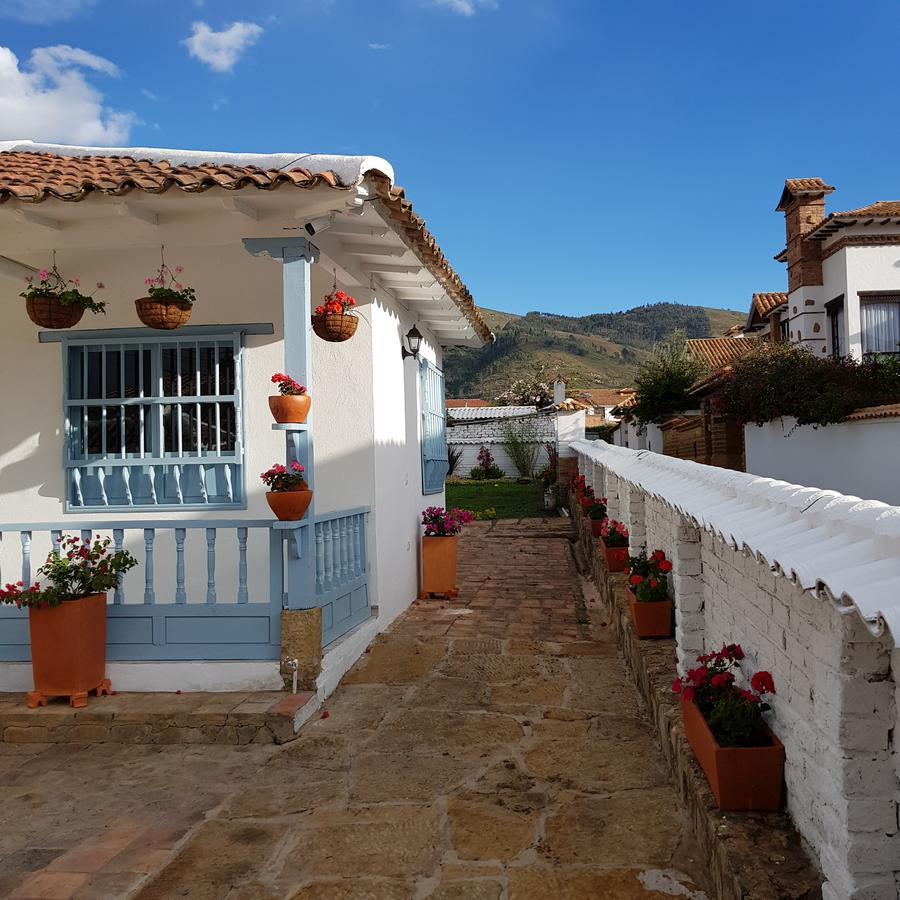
[165,614,271,645]
[420,360,448,495]
[107,616,154,645]
[322,584,370,647]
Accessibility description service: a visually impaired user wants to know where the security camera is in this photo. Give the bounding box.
[304,215,333,236]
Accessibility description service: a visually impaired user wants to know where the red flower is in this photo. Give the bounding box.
[711,672,734,689]
[723,643,744,661]
[650,550,665,562]
[629,575,643,586]
[751,671,775,695]
[658,559,673,573]
[682,686,696,702]
[687,667,707,686]
[671,678,682,693]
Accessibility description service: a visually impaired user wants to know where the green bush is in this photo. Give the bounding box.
[470,465,504,481]
[714,343,900,427]
[631,331,707,424]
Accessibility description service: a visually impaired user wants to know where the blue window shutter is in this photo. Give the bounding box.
[420,360,448,495]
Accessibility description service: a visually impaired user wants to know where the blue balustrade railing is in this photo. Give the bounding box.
[0,507,372,660]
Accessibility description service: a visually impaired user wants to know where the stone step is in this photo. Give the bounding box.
[0,690,319,745]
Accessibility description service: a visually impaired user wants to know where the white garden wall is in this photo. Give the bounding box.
[745,417,900,506]
[575,440,900,900]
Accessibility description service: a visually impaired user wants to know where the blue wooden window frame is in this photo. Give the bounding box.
[60,329,247,511]
[420,359,448,495]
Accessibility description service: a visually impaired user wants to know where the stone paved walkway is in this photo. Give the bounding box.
[0,518,711,899]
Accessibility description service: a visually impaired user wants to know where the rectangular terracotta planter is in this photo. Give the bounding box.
[599,537,628,572]
[421,535,459,598]
[626,589,673,638]
[681,695,784,811]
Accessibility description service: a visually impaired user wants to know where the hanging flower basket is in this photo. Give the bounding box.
[136,259,195,330]
[312,290,358,343]
[26,295,85,329]
[21,264,106,329]
[135,297,193,330]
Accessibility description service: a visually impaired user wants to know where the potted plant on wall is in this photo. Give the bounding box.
[261,462,313,521]
[312,290,358,343]
[579,485,596,511]
[672,644,783,811]
[21,264,106,329]
[136,259,195,329]
[598,519,629,572]
[269,373,311,424]
[587,497,608,537]
[626,549,674,638]
[0,535,137,708]
[419,506,474,600]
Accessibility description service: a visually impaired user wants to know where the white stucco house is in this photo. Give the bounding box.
[741,179,900,501]
[0,141,491,694]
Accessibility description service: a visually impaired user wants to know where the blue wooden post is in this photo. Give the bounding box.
[242,238,318,612]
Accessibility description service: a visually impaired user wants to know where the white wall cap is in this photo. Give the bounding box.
[573,439,900,644]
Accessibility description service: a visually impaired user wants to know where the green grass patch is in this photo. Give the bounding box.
[446,480,545,519]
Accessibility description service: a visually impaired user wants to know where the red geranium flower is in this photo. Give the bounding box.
[750,671,775,695]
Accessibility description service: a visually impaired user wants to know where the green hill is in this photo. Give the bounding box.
[444,302,744,400]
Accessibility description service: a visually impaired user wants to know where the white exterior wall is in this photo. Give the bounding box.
[370,299,442,631]
[819,237,900,359]
[453,443,551,479]
[745,418,900,506]
[575,440,900,899]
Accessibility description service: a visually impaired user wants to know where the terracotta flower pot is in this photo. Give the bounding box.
[135,297,193,330]
[590,518,605,538]
[599,537,629,572]
[626,588,673,638]
[269,394,311,424]
[681,695,784,811]
[266,486,313,521]
[27,593,111,709]
[421,535,458,597]
[312,313,358,343]
[26,294,84,329]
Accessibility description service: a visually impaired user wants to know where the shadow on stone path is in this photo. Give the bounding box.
[2,518,713,899]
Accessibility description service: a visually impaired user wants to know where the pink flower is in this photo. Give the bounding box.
[24,275,33,283]
[174,283,183,291]
[39,270,48,280]
[145,277,154,286]
[174,265,184,274]
[72,277,80,286]
[96,282,105,289]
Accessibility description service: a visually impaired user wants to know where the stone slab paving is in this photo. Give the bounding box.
[0,517,712,899]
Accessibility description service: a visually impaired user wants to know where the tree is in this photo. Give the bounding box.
[631,331,707,424]
[495,365,553,407]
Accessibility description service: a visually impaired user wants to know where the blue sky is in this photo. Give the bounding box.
[1,0,898,318]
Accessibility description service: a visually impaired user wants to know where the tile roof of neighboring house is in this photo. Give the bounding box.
[447,406,537,421]
[585,415,613,429]
[0,142,492,344]
[804,201,900,242]
[688,366,735,396]
[776,177,835,211]
[575,388,636,408]
[752,292,789,318]
[446,399,490,408]
[844,403,900,422]
[722,324,744,337]
[549,398,591,412]
[612,393,638,415]
[685,337,756,370]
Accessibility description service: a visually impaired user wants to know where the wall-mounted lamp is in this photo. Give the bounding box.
[401,325,423,360]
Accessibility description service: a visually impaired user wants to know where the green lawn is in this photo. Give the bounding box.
[445,480,546,519]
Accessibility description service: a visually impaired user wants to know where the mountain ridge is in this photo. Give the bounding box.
[443,302,745,400]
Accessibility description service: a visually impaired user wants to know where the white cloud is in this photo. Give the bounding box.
[183,21,263,73]
[0,44,135,144]
[141,88,157,101]
[0,0,97,25]
[368,43,393,51]
[430,0,498,14]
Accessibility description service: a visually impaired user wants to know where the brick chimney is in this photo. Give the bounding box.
[776,178,835,292]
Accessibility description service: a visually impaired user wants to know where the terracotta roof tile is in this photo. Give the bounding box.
[843,403,900,422]
[776,178,835,211]
[751,292,788,318]
[0,149,492,345]
[575,388,636,408]
[0,151,344,203]
[805,201,900,241]
[685,337,756,369]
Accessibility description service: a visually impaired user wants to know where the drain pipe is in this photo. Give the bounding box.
[282,657,299,695]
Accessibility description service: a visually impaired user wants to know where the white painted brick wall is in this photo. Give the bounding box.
[582,451,900,899]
